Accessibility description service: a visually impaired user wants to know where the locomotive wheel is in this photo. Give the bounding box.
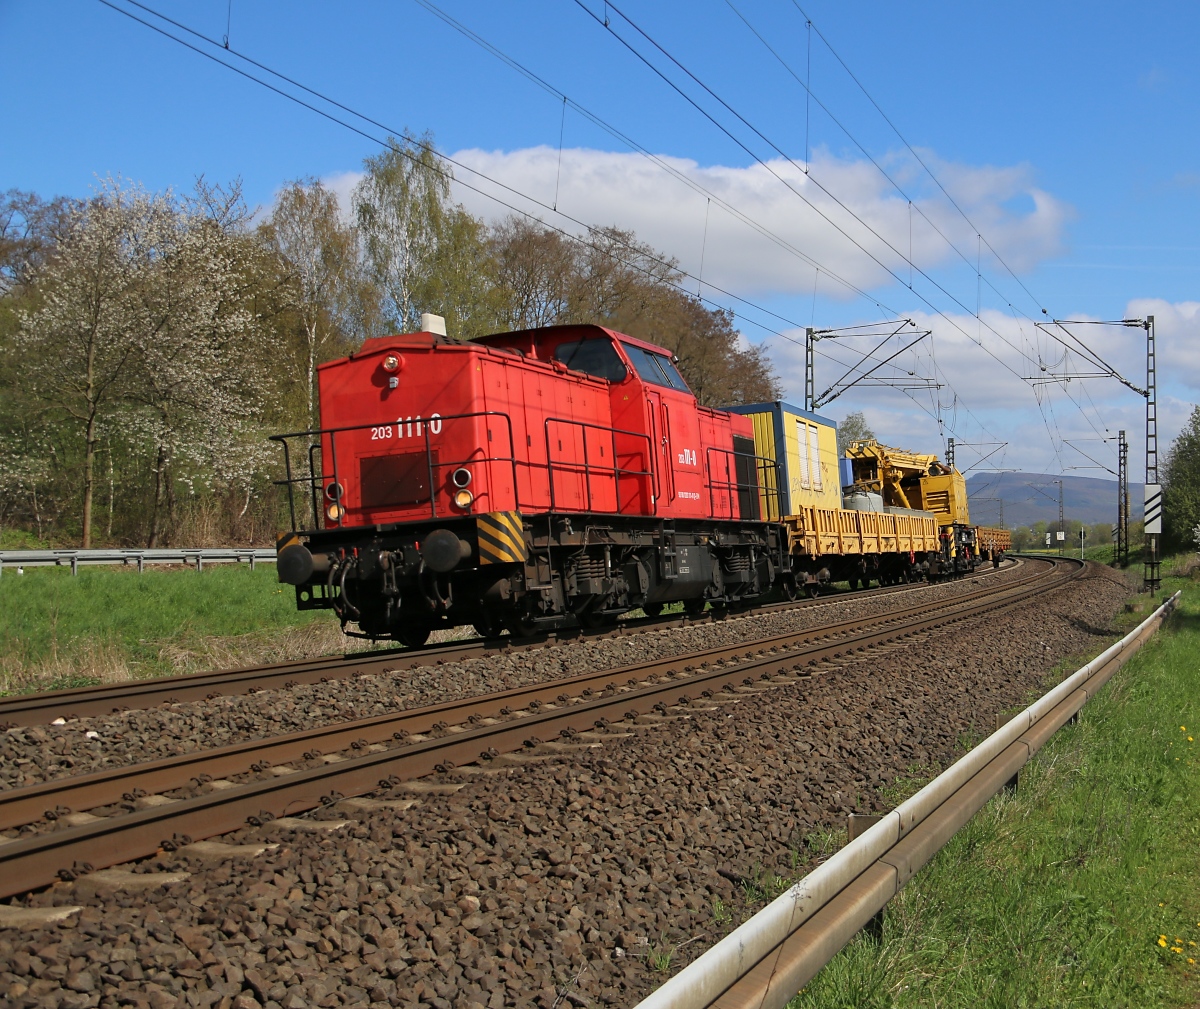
[472,612,504,638]
[505,612,539,638]
[396,617,433,649]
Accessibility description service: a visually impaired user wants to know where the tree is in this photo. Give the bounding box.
[261,178,363,428]
[123,180,271,545]
[836,411,875,455]
[1163,405,1200,551]
[0,189,79,292]
[12,178,277,547]
[489,216,575,330]
[486,217,781,406]
[353,132,492,339]
[15,179,174,546]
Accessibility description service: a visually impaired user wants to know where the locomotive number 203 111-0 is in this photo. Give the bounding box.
[370,413,444,440]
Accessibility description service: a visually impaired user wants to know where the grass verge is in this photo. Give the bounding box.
[0,564,347,695]
[788,559,1200,1008]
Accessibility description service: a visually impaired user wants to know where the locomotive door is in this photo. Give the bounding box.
[645,389,670,509]
[646,388,705,518]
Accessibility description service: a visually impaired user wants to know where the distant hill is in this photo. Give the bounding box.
[964,472,1140,528]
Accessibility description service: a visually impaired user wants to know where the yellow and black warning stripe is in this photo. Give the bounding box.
[276,532,301,554]
[477,511,529,565]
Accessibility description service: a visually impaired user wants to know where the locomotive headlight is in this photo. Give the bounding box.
[326,503,344,521]
[382,353,402,373]
[451,467,472,489]
[324,481,344,501]
[453,488,474,511]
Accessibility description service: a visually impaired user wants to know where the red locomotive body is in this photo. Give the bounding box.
[275,323,781,644]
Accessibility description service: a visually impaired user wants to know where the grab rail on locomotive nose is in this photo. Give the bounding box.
[704,446,782,522]
[542,417,656,515]
[269,412,522,531]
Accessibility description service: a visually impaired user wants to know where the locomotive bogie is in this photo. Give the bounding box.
[276,510,782,644]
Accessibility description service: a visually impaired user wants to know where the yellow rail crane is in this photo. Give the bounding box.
[845,440,1010,574]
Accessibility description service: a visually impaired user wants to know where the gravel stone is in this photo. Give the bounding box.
[0,563,1135,1006]
[1,566,1029,791]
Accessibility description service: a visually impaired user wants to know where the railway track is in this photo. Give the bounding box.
[0,563,1015,727]
[0,557,1076,899]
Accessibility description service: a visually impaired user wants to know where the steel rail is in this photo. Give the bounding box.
[0,561,1016,726]
[0,559,1048,833]
[636,585,1177,1009]
[0,559,1076,899]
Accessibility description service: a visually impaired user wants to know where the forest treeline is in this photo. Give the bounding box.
[0,133,780,548]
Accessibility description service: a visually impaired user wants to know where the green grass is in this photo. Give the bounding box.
[0,563,336,694]
[788,557,1200,1008]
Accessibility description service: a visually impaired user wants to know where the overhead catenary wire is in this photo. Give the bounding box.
[725,0,1041,326]
[578,2,1092,465]
[407,0,890,309]
[97,0,819,349]
[573,2,1022,449]
[106,0,1013,455]
[107,0,1032,454]
[568,1,1080,481]
[786,0,1049,319]
[578,0,1054,392]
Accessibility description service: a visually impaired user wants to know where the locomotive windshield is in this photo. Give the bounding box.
[623,343,690,392]
[553,337,628,382]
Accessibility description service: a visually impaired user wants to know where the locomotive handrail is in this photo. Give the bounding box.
[704,446,782,522]
[270,412,521,531]
[543,417,656,515]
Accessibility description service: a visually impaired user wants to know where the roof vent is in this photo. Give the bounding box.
[420,313,447,337]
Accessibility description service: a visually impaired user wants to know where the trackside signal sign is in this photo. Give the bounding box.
[1145,483,1163,535]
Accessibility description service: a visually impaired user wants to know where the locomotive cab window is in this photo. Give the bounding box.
[552,337,628,383]
[623,344,691,392]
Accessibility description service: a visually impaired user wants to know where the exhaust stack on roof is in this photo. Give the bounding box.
[420,313,447,337]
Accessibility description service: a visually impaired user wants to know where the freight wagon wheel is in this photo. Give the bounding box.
[780,577,798,601]
[847,577,858,591]
[683,598,707,618]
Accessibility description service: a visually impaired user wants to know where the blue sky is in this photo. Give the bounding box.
[4,0,1198,481]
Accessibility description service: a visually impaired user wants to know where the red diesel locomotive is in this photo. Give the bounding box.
[274,322,784,645]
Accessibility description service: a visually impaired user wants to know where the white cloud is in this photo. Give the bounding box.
[760,305,1184,474]
[309,143,1070,304]
[1125,298,1200,390]
[321,170,362,222]
[446,144,1071,297]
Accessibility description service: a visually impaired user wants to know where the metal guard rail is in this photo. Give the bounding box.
[637,589,1181,1009]
[0,548,276,577]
